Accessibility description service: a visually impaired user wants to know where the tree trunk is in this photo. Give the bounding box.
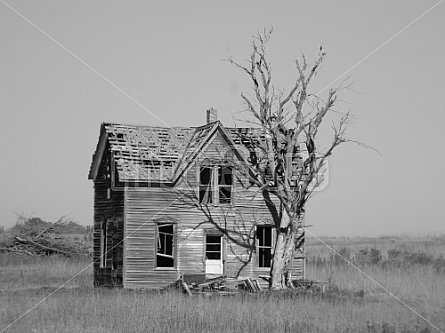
[270,211,296,289]
[270,210,304,290]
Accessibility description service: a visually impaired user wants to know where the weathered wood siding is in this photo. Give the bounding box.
[93,148,124,286]
[291,225,305,279]
[124,188,179,289]
[121,132,304,288]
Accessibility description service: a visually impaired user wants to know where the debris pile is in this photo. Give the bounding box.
[162,275,267,296]
[0,216,92,257]
[162,275,327,296]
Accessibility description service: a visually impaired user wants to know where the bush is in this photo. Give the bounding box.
[387,248,402,259]
[355,247,382,266]
[332,246,351,266]
[382,248,445,273]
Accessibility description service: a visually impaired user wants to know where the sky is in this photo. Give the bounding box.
[1,1,444,236]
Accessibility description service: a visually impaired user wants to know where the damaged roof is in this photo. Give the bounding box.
[88,122,268,183]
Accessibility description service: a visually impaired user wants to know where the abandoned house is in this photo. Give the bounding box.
[88,109,305,289]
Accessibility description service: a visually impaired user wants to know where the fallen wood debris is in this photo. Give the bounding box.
[162,275,328,296]
[243,277,262,293]
[292,279,328,292]
[0,235,91,257]
[162,275,270,296]
[0,216,92,257]
[14,236,73,256]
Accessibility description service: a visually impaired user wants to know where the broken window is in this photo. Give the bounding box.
[257,225,273,268]
[156,223,175,268]
[205,235,222,260]
[218,166,232,204]
[199,166,232,205]
[199,167,213,204]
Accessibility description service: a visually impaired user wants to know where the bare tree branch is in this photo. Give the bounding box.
[225,29,370,289]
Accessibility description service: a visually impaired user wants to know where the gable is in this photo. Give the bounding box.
[171,123,248,184]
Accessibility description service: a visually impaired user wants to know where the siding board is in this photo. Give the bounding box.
[93,125,305,289]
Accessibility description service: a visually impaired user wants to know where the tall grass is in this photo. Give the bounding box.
[0,254,91,290]
[1,287,439,333]
[1,236,444,333]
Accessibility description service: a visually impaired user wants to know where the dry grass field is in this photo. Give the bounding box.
[0,235,444,333]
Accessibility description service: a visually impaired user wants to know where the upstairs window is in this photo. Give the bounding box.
[199,166,232,205]
[199,167,213,204]
[257,225,273,268]
[218,166,233,203]
[156,223,175,268]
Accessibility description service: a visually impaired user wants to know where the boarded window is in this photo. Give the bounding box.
[156,224,175,268]
[199,166,232,205]
[257,225,273,268]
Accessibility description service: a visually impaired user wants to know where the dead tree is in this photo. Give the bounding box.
[228,28,351,289]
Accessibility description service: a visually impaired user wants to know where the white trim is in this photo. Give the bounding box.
[89,125,108,181]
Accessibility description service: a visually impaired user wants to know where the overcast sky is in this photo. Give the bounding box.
[1,1,444,236]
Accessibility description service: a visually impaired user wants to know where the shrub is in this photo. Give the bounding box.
[387,248,402,259]
[332,246,351,266]
[355,247,382,266]
[381,248,445,273]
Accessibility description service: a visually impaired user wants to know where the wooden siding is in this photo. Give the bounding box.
[124,188,179,289]
[290,225,305,280]
[91,129,305,288]
[121,132,304,288]
[93,148,124,286]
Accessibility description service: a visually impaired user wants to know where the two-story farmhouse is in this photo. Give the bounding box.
[88,109,305,289]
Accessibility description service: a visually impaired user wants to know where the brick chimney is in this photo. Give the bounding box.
[206,108,218,124]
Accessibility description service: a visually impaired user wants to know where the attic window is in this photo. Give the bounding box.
[199,166,232,205]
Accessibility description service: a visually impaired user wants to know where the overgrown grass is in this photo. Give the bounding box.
[1,236,444,333]
[0,254,91,291]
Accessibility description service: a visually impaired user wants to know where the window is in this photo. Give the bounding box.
[199,166,233,205]
[100,219,107,268]
[199,167,213,204]
[205,235,222,260]
[257,225,273,268]
[156,223,175,268]
[106,165,112,200]
[218,166,233,204]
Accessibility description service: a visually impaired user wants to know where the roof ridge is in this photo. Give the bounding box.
[171,122,221,181]
[103,122,194,130]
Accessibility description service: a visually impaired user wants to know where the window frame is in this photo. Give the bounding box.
[205,234,223,260]
[198,165,233,206]
[256,225,274,269]
[199,166,214,205]
[155,223,177,269]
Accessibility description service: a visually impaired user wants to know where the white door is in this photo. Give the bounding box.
[205,235,223,275]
